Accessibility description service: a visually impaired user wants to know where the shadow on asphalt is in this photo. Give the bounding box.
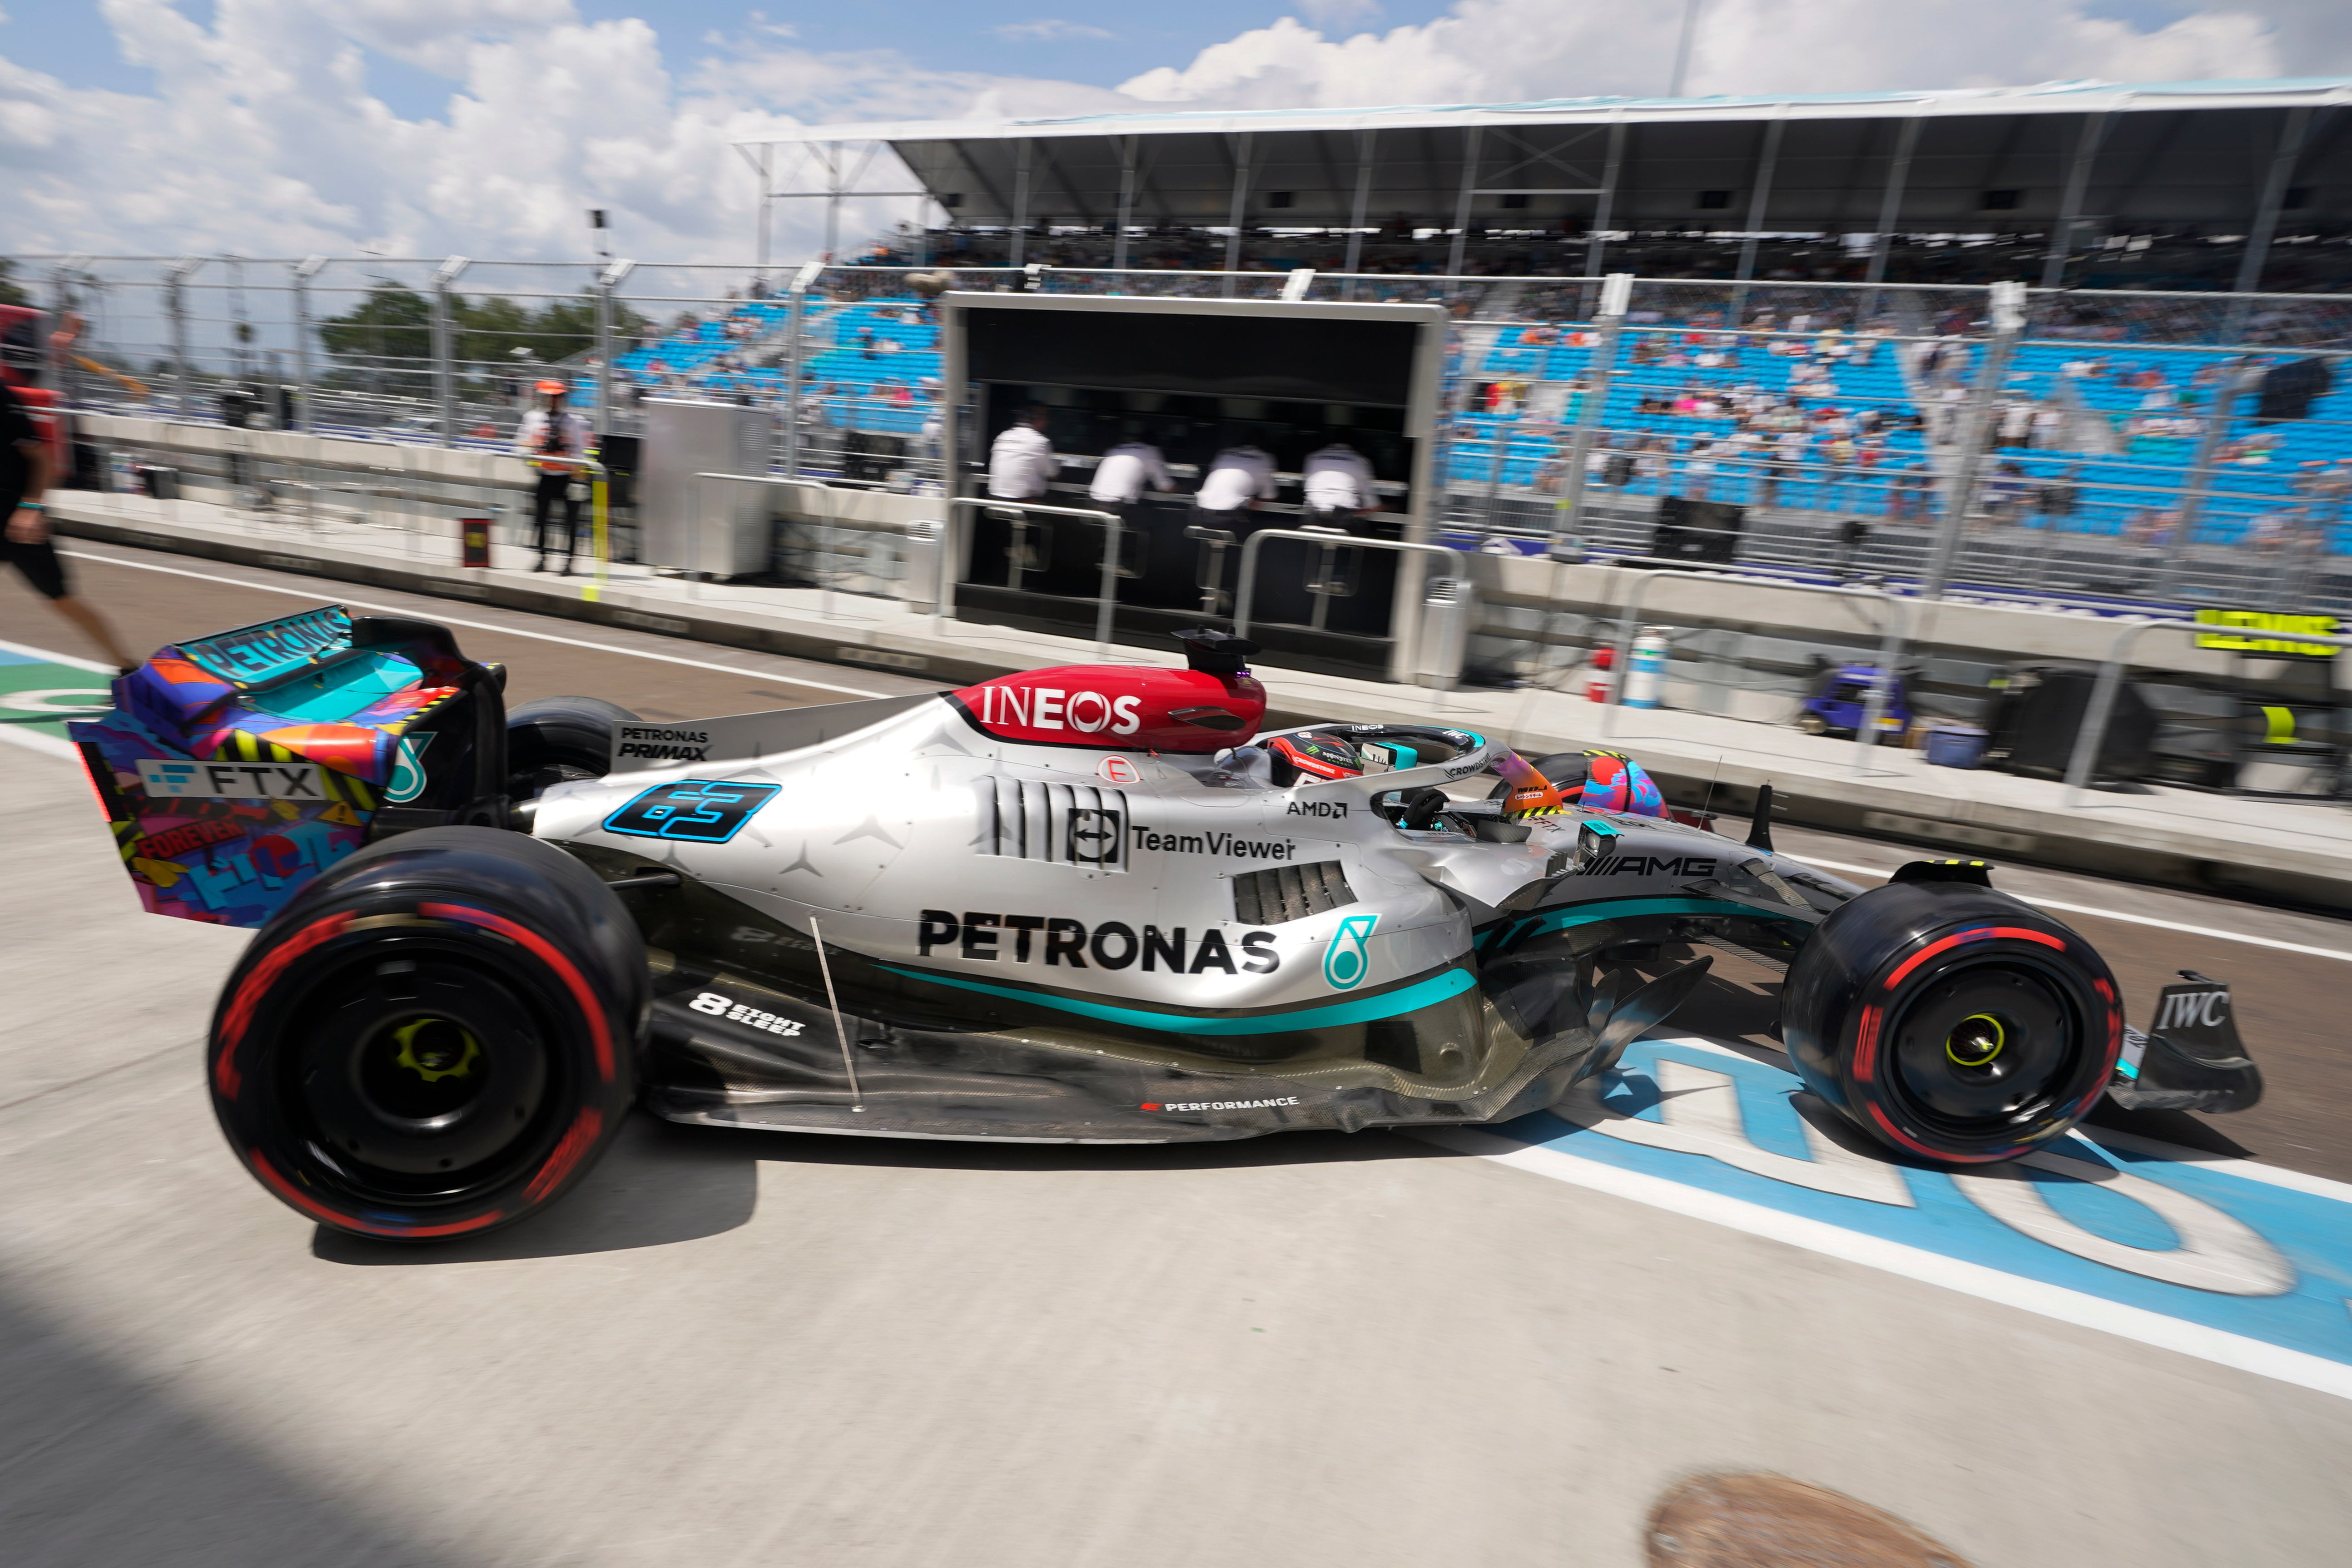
[313,1101,1439,1266]
[0,1285,457,1567]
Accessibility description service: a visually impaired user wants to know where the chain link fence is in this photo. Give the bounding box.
[12,253,2352,612]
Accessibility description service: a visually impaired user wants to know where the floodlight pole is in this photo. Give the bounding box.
[291,255,327,434]
[430,255,470,448]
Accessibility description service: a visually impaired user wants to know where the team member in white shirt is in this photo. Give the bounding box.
[1300,438,1379,522]
[1194,444,1277,515]
[987,406,1058,499]
[1088,438,1174,508]
[513,379,593,574]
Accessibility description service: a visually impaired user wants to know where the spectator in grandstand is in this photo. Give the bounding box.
[1302,438,1381,523]
[986,406,1058,500]
[515,379,592,575]
[1983,461,2032,526]
[1195,444,1278,516]
[1,378,137,672]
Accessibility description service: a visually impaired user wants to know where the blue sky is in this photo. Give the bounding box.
[1,1,1470,120]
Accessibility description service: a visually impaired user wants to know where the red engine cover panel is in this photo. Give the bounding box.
[953,664,1266,753]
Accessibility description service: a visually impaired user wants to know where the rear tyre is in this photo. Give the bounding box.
[506,695,638,802]
[209,827,645,1241]
[1781,879,2122,1163]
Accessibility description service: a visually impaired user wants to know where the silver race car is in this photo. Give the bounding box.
[72,611,2262,1241]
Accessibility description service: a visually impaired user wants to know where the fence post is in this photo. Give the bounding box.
[430,255,469,449]
[2148,359,2254,604]
[595,257,634,455]
[1550,272,1632,555]
[1921,279,2024,599]
[164,257,201,420]
[784,258,823,477]
[290,255,326,434]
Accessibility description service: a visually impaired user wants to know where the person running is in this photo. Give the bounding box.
[1,378,137,673]
[514,379,593,574]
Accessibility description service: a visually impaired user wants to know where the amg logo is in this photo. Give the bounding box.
[1287,800,1349,818]
[917,910,1279,975]
[1588,854,1718,878]
[2155,988,2229,1032]
[1142,1097,1302,1112]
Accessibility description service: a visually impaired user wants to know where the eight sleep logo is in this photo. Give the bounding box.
[974,684,1143,736]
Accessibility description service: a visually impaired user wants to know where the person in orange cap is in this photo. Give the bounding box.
[514,378,592,573]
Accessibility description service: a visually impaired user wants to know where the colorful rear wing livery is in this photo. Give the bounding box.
[68,605,471,928]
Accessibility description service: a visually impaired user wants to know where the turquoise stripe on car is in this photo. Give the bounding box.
[1479,896,1813,953]
[875,963,1479,1036]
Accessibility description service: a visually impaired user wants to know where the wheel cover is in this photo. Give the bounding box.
[286,944,557,1194]
[1885,962,2074,1134]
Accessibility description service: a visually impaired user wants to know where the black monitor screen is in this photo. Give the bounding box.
[963,306,1420,406]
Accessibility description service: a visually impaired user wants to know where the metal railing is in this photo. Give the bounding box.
[1592,559,1914,776]
[2063,618,2352,807]
[945,496,1126,655]
[1233,529,1469,680]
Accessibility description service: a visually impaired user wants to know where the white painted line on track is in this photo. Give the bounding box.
[1802,853,2352,965]
[1414,1123,2352,1402]
[0,635,118,675]
[56,548,903,701]
[1656,1032,2352,1201]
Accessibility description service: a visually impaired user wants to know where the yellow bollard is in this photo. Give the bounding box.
[584,473,609,603]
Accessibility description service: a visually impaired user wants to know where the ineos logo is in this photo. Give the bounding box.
[977,684,1142,735]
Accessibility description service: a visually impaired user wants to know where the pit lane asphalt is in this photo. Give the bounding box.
[5,543,2352,1567]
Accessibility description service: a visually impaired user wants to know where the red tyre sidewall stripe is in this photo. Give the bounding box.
[249,1151,503,1239]
[214,912,353,1100]
[524,1107,605,1206]
[419,901,615,1082]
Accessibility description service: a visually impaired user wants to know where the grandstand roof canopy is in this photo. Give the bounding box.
[739,78,2352,234]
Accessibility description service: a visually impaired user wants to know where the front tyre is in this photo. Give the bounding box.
[209,827,645,1241]
[1782,878,2122,1163]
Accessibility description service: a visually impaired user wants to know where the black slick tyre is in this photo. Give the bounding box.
[208,826,646,1241]
[506,695,638,801]
[1781,878,2122,1164]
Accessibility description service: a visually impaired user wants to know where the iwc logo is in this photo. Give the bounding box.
[1324,913,1377,991]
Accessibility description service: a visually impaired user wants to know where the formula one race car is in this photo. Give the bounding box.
[69,609,2264,1241]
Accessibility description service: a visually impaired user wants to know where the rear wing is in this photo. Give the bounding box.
[67,605,506,928]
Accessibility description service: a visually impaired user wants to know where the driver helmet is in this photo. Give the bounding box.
[1566,749,1666,816]
[1265,730,1361,786]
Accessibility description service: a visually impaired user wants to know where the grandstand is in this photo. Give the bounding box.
[741,78,2352,292]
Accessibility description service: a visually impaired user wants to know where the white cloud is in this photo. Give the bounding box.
[0,0,2326,266]
[1118,0,2283,107]
[991,20,1117,44]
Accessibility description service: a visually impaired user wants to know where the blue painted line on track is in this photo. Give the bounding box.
[1487,1037,2352,1374]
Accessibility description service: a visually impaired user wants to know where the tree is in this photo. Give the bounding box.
[0,259,28,307]
[318,283,433,366]
[319,283,647,376]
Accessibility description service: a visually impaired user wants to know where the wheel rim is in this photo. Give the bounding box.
[1885,962,2076,1136]
[283,944,557,1196]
